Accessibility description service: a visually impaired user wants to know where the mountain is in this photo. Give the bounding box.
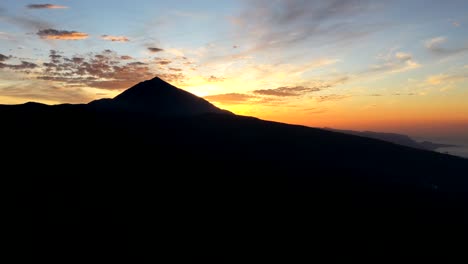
[325,128,458,151]
[89,77,231,116]
[2,77,468,260]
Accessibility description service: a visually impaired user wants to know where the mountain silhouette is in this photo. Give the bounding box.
[89,77,231,116]
[2,77,468,260]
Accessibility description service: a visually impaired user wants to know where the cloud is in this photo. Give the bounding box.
[425,36,468,55]
[0,82,91,104]
[37,29,89,40]
[0,32,14,40]
[0,61,38,70]
[155,58,172,65]
[204,93,257,104]
[206,75,225,82]
[148,47,164,53]
[0,8,52,30]
[426,73,468,85]
[34,49,186,90]
[101,35,130,42]
[316,94,350,102]
[425,37,447,50]
[0,54,10,62]
[253,86,322,97]
[26,4,68,9]
[234,0,377,55]
[368,51,420,73]
[303,108,328,114]
[453,22,460,27]
[169,67,182,72]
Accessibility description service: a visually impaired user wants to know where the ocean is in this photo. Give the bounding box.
[436,145,468,159]
[414,136,468,159]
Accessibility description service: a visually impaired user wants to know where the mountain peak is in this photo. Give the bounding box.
[90,77,231,116]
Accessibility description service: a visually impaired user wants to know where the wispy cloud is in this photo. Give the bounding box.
[0,32,14,40]
[316,94,351,102]
[155,58,172,65]
[367,51,420,73]
[0,8,52,30]
[204,93,257,104]
[426,73,468,85]
[425,36,468,56]
[26,4,68,9]
[253,86,321,97]
[234,0,378,55]
[37,29,89,40]
[206,75,225,82]
[0,82,91,104]
[101,35,130,42]
[148,47,164,53]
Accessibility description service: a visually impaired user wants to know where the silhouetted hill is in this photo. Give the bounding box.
[89,77,231,116]
[326,128,458,151]
[2,77,468,260]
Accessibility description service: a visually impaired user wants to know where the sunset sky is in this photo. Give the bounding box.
[1,0,467,138]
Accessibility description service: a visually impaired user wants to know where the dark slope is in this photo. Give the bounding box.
[2,78,468,260]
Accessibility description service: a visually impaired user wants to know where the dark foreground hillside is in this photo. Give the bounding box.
[2,78,467,260]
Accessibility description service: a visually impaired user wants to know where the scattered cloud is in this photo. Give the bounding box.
[452,21,460,27]
[101,35,130,42]
[148,47,164,53]
[425,36,468,56]
[37,29,89,40]
[204,93,257,104]
[316,94,350,102]
[0,61,38,71]
[26,4,68,9]
[33,49,185,90]
[253,86,321,97]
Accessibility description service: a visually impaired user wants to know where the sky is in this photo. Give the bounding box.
[0,0,467,139]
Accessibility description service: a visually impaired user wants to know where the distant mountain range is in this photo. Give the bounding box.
[325,128,458,151]
[3,77,467,260]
